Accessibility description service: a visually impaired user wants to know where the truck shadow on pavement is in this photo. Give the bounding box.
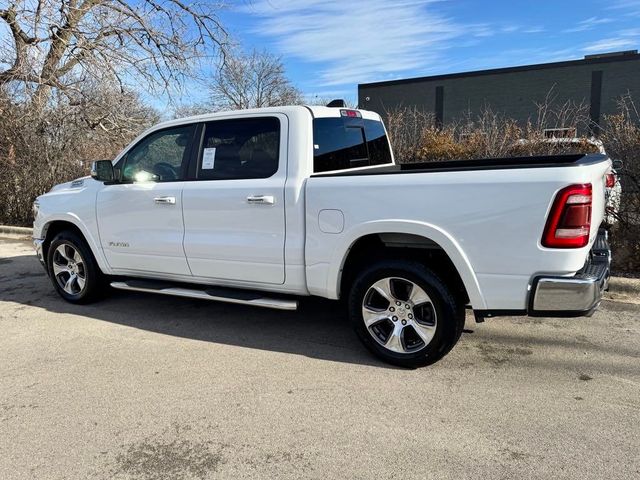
[3,245,639,372]
[0,249,398,368]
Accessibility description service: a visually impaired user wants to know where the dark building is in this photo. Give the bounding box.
[358,50,640,136]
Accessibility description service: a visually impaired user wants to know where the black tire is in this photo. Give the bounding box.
[348,260,465,368]
[46,230,106,304]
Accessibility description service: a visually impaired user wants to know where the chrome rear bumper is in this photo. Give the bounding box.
[529,229,611,317]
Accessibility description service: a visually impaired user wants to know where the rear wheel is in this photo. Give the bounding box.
[47,231,105,304]
[348,260,465,368]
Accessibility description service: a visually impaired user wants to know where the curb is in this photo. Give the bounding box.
[0,225,33,236]
[608,276,640,297]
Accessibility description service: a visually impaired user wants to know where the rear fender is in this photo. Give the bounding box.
[328,220,487,309]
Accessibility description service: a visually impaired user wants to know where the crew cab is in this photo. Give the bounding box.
[32,104,612,367]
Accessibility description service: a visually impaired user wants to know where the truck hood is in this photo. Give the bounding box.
[48,175,93,193]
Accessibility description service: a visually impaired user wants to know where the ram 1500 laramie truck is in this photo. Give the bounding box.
[32,104,612,367]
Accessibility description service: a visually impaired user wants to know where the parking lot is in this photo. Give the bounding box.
[0,235,638,479]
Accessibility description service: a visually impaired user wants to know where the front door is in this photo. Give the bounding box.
[97,124,197,276]
[182,115,287,284]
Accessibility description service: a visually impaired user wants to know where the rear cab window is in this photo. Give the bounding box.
[312,111,393,173]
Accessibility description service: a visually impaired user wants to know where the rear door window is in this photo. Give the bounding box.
[197,117,280,180]
[313,117,392,173]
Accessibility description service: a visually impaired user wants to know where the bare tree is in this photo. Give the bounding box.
[68,81,159,140]
[532,86,590,133]
[307,96,356,108]
[171,102,212,119]
[383,106,435,162]
[0,0,228,106]
[210,49,302,110]
[0,82,157,225]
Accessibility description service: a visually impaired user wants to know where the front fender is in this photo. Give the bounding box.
[326,220,487,309]
[33,178,111,274]
[37,212,111,275]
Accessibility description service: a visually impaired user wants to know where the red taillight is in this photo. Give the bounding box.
[605,172,616,188]
[542,184,592,248]
[340,109,362,118]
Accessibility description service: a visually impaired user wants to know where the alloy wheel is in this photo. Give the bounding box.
[361,277,437,354]
[51,243,87,296]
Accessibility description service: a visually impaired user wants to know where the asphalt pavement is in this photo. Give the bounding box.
[0,236,638,480]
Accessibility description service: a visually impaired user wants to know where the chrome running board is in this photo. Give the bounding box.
[110,279,298,311]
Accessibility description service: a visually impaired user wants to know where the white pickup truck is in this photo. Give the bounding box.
[32,104,612,367]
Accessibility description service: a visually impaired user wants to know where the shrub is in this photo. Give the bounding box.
[600,95,640,273]
[383,106,435,162]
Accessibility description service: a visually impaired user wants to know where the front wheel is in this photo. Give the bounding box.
[47,231,105,304]
[348,260,465,368]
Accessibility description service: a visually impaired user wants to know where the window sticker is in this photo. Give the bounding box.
[202,147,216,170]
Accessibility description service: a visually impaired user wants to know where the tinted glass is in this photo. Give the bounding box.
[364,119,393,166]
[198,117,280,180]
[122,125,195,182]
[313,118,367,172]
[313,117,392,172]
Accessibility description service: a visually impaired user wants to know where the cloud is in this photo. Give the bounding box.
[609,0,640,16]
[243,0,466,86]
[574,10,640,54]
[619,28,640,36]
[611,0,640,8]
[499,25,544,34]
[501,25,520,33]
[563,16,614,33]
[447,46,581,75]
[582,37,638,53]
[522,26,545,34]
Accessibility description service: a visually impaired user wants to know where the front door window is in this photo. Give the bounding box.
[121,125,195,182]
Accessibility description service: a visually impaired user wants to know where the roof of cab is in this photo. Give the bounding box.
[151,105,381,131]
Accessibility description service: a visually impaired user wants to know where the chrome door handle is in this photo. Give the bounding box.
[154,196,176,205]
[247,195,275,205]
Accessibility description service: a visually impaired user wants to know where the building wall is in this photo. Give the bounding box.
[358,54,640,134]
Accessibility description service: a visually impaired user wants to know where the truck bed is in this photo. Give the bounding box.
[304,151,611,310]
[311,153,604,177]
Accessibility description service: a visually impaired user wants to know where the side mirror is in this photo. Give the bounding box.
[91,160,115,182]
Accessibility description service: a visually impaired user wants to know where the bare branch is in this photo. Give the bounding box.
[0,0,229,106]
[209,48,302,111]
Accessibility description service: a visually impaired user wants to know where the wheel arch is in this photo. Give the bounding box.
[41,216,110,275]
[330,221,487,309]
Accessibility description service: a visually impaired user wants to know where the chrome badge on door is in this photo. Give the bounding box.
[108,241,130,248]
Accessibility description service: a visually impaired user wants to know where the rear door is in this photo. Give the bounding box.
[182,115,287,284]
[97,124,197,276]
